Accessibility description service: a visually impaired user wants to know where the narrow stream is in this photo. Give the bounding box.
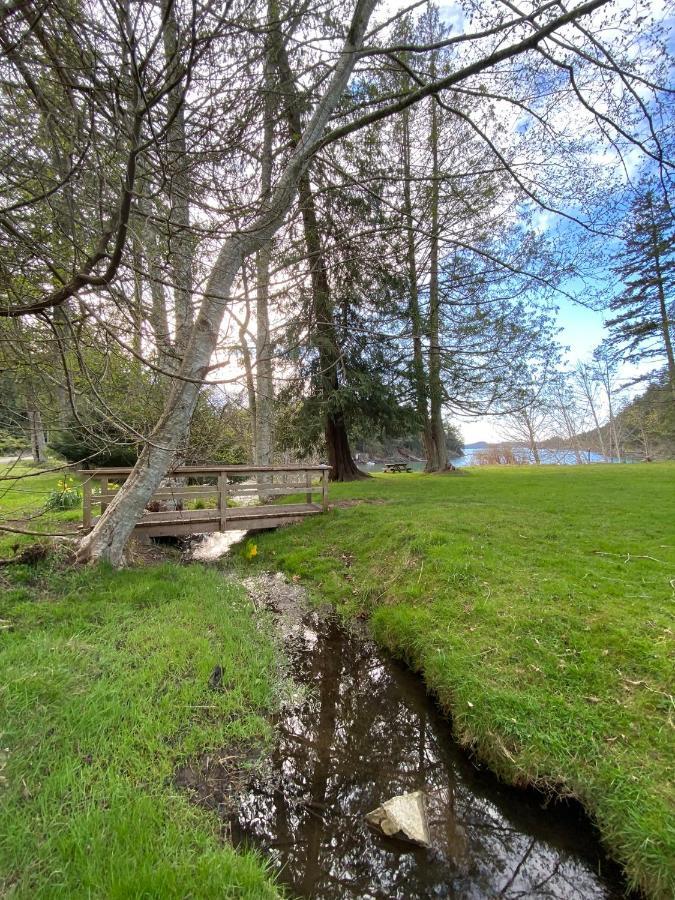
[235,601,632,899]
[180,575,632,899]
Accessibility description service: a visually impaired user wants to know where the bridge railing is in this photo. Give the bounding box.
[78,464,331,532]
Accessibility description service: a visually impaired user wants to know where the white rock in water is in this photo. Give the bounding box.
[365,790,430,847]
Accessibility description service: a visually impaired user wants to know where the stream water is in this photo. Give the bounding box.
[207,583,631,900]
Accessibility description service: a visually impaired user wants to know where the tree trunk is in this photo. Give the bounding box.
[528,430,541,463]
[325,410,363,481]
[571,440,583,464]
[161,0,194,352]
[254,250,274,467]
[28,407,47,463]
[138,199,174,368]
[255,19,275,468]
[402,104,434,463]
[147,251,173,365]
[240,262,257,459]
[77,0,377,564]
[130,229,145,360]
[609,404,622,462]
[554,383,583,463]
[426,94,447,472]
[309,219,365,481]
[51,305,72,427]
[577,364,606,459]
[601,362,622,463]
[648,201,675,401]
[131,1,195,372]
[273,21,365,482]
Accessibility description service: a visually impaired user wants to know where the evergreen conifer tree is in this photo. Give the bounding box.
[607,189,675,399]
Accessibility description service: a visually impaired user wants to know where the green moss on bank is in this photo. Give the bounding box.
[238,463,675,899]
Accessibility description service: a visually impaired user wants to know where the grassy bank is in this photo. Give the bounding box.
[0,466,282,898]
[239,463,675,898]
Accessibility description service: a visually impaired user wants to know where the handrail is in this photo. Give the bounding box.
[79,465,331,475]
[78,464,330,531]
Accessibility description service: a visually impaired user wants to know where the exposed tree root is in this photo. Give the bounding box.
[0,543,50,567]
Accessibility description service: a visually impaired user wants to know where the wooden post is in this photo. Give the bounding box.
[305,470,312,505]
[321,468,328,511]
[219,473,228,531]
[82,477,92,529]
[99,477,108,513]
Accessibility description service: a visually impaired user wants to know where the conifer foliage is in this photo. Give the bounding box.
[607,190,675,397]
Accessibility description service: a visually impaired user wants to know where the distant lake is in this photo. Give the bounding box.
[458,447,619,466]
[361,447,621,472]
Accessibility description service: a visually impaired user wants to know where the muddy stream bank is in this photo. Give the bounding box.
[177,572,632,900]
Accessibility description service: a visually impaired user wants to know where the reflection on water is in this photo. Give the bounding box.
[229,614,630,899]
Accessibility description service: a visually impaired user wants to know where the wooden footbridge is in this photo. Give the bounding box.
[79,465,330,537]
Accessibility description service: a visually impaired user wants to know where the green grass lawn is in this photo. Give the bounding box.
[0,462,83,556]
[236,463,675,899]
[0,465,282,898]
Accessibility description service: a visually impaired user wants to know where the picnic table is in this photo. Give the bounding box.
[383,462,412,473]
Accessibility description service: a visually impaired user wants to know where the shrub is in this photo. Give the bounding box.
[474,447,523,465]
[0,429,29,454]
[45,476,81,510]
[49,417,139,467]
